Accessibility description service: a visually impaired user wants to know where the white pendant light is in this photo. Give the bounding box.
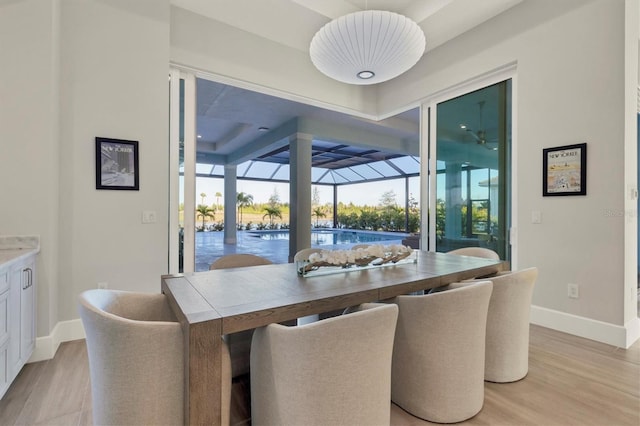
[309,10,426,85]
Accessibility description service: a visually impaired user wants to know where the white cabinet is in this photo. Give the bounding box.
[0,265,10,398]
[0,253,36,399]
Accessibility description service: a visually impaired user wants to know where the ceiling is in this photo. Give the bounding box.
[171,0,523,181]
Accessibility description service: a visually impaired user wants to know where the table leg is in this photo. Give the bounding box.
[162,277,225,426]
[185,320,223,425]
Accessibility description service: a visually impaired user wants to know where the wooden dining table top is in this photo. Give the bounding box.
[163,250,507,333]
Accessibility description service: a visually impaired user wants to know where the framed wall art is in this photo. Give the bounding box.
[542,143,586,196]
[95,137,139,190]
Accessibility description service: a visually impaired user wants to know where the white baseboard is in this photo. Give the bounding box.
[624,316,640,348]
[26,308,640,362]
[28,319,86,363]
[531,305,639,349]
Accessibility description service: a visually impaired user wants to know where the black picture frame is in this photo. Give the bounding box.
[542,143,586,196]
[95,137,139,190]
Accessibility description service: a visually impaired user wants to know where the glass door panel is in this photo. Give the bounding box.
[169,69,196,273]
[168,68,184,273]
[434,81,511,259]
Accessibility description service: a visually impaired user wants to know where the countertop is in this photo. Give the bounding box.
[0,236,40,268]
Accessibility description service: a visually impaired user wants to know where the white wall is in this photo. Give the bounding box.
[624,0,639,333]
[0,0,61,340]
[57,0,170,323]
[1,0,170,353]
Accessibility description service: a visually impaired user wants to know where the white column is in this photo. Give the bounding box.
[224,164,237,244]
[289,133,312,262]
[290,134,317,325]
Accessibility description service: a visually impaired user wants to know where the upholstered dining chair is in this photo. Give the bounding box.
[391,281,493,423]
[293,247,322,262]
[209,253,273,270]
[209,253,273,378]
[351,244,370,250]
[434,247,502,286]
[447,267,538,382]
[447,246,500,260]
[251,303,399,426]
[78,289,231,426]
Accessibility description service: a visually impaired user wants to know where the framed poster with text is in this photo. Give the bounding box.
[95,137,139,191]
[542,143,586,196]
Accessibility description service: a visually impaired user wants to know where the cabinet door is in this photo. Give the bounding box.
[8,256,36,380]
[20,259,35,359]
[0,340,8,399]
[0,269,8,346]
[8,266,21,377]
[0,285,9,398]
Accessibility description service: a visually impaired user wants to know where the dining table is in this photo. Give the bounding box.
[161,250,508,425]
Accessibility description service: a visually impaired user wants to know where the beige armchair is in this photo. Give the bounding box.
[448,267,538,382]
[209,253,273,270]
[447,246,500,259]
[293,247,322,262]
[78,289,231,426]
[251,303,399,426]
[350,244,370,250]
[391,281,493,423]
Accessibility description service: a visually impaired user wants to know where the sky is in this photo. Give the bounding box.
[184,176,421,207]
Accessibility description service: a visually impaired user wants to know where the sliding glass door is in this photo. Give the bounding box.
[169,68,196,273]
[430,80,511,259]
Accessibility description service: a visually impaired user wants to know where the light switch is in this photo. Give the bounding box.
[531,210,542,224]
[142,210,157,224]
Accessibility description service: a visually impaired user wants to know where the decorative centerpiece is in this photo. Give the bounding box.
[297,244,415,277]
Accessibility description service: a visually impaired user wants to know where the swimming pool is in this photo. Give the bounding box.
[250,229,406,246]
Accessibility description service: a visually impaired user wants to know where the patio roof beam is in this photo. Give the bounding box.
[268,164,280,180]
[384,159,406,175]
[346,167,367,181]
[365,163,386,178]
[316,168,331,183]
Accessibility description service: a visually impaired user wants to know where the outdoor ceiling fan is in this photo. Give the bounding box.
[463,101,499,150]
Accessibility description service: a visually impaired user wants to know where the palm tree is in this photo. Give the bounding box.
[312,206,326,227]
[263,205,283,226]
[200,192,207,205]
[215,191,222,209]
[196,204,215,230]
[236,192,254,225]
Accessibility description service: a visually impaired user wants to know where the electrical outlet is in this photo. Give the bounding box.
[98,282,108,289]
[567,283,579,299]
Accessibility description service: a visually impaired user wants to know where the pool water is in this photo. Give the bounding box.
[250,229,404,246]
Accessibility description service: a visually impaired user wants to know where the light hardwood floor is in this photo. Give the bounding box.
[1,325,638,426]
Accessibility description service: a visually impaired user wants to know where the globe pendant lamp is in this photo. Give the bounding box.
[309,10,426,85]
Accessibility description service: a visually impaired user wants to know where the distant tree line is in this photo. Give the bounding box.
[190,189,423,233]
[336,191,420,233]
